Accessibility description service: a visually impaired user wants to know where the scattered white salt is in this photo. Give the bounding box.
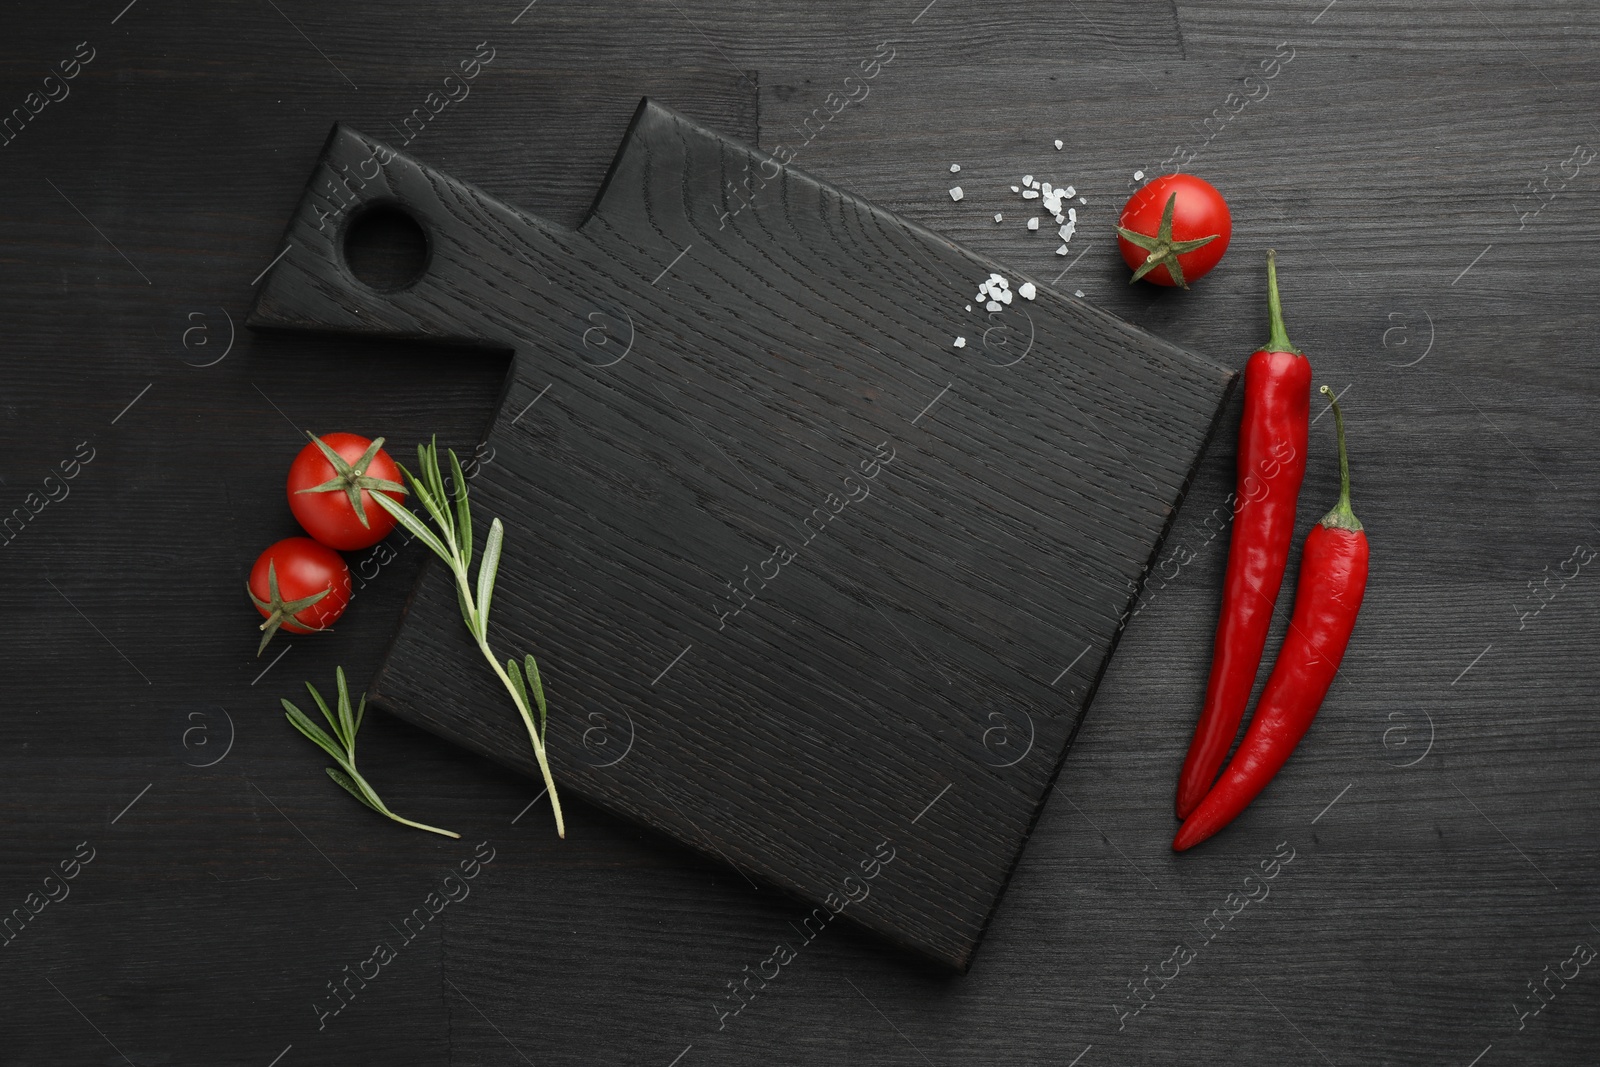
[1019,281,1037,300]
[1133,169,1144,180]
[985,299,1002,312]
[1011,184,1020,193]
[965,304,972,311]
[1074,289,1084,297]
[1022,189,1039,199]
[994,213,1003,223]
[1056,244,1069,255]
[1054,139,1064,150]
[1068,207,1077,222]
[950,163,961,173]
[1022,174,1033,185]
[1027,217,1039,231]
[1078,196,1086,205]
[953,336,967,348]
[949,186,964,201]
[999,289,1012,305]
[1063,185,1076,198]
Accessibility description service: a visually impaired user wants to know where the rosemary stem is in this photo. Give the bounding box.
[446,556,566,839]
[481,643,565,838]
[386,813,462,839]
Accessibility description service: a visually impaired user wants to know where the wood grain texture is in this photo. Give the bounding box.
[246,103,1236,970]
[3,0,1599,1062]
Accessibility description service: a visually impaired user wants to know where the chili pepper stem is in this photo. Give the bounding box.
[1263,250,1302,355]
[1318,385,1363,532]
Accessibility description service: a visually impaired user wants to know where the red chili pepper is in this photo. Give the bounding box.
[1175,251,1311,820]
[1173,387,1368,851]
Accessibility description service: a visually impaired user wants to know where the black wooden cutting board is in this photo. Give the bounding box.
[247,101,1236,971]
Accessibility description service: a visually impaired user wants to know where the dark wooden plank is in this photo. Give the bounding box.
[1177,0,1600,61]
[245,103,1235,970]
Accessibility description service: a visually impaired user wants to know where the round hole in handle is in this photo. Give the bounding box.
[342,203,430,292]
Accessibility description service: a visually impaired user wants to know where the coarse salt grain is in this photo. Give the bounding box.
[1019,281,1037,299]
[949,186,964,201]
[1011,184,1020,192]
[1056,244,1069,255]
[950,163,961,173]
[1133,170,1144,180]
[985,300,1002,312]
[1027,217,1039,230]
[1022,174,1033,185]
[994,213,1003,223]
[1074,289,1084,297]
[1055,139,1064,150]
[953,336,967,348]
[1022,189,1039,199]
[1078,196,1087,204]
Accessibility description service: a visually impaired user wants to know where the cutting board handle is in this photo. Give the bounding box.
[247,122,583,350]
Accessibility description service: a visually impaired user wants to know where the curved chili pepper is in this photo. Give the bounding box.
[1175,251,1311,819]
[1173,387,1368,851]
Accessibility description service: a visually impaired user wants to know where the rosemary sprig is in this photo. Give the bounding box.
[282,666,459,839]
[372,439,565,838]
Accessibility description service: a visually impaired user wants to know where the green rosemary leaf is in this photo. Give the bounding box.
[525,654,548,741]
[303,681,342,742]
[335,667,356,750]
[325,766,385,814]
[422,439,450,525]
[397,459,449,533]
[477,519,504,635]
[282,700,346,765]
[372,490,450,562]
[505,656,529,713]
[450,448,472,571]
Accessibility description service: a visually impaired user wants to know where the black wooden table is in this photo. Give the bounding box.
[3,2,1597,1064]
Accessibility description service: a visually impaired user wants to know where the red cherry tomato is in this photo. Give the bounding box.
[287,433,406,550]
[247,537,351,655]
[1116,174,1232,288]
